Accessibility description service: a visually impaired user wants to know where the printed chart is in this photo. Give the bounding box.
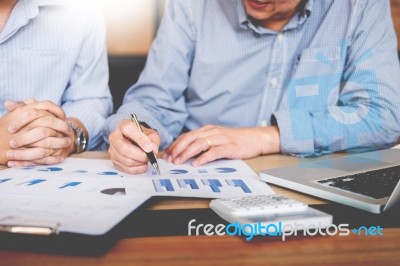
[0,158,150,235]
[125,159,274,198]
[0,158,125,197]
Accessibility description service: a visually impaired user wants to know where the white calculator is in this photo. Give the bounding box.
[210,194,333,233]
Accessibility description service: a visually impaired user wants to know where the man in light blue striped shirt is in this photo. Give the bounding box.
[106,0,400,174]
[0,0,112,167]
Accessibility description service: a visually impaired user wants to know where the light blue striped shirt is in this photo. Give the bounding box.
[105,0,400,156]
[0,0,112,150]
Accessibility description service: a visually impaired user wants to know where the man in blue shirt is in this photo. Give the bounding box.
[0,0,112,167]
[105,0,400,174]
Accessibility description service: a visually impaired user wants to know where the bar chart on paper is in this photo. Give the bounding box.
[124,159,274,198]
[0,158,126,197]
[0,158,151,235]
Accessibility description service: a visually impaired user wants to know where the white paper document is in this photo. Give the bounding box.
[0,194,150,235]
[0,157,274,235]
[0,158,150,235]
[124,159,275,198]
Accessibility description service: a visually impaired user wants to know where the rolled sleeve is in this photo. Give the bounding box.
[273,110,315,155]
[62,8,113,150]
[104,0,195,149]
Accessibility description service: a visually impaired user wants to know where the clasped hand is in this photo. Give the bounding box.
[0,99,74,167]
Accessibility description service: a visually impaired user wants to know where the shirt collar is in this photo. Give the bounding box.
[22,0,64,20]
[0,0,63,42]
[237,0,314,34]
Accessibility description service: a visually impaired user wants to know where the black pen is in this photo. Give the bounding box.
[130,113,161,175]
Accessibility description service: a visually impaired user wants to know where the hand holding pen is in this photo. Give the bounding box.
[130,113,160,174]
[108,113,161,175]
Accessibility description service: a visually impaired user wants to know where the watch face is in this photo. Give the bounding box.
[76,128,87,153]
[68,120,87,153]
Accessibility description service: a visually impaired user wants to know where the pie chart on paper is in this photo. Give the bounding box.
[215,167,237,173]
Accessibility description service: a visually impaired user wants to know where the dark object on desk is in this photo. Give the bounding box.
[0,232,119,256]
[112,197,400,238]
[0,198,399,256]
[108,56,147,111]
[317,165,400,199]
[314,202,400,228]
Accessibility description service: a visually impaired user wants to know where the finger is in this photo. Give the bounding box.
[172,138,210,165]
[7,161,39,168]
[29,116,71,136]
[109,143,149,174]
[109,129,148,163]
[29,136,72,150]
[28,100,66,120]
[166,131,209,162]
[192,146,227,167]
[10,127,68,148]
[23,98,38,105]
[119,120,154,153]
[8,108,52,133]
[143,127,161,154]
[14,100,65,121]
[166,126,215,155]
[109,144,147,167]
[4,100,26,112]
[7,156,65,168]
[112,160,148,175]
[6,148,54,161]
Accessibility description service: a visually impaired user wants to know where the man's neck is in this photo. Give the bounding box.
[257,0,306,32]
[0,0,17,10]
[0,0,17,32]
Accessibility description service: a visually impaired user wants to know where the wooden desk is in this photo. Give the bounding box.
[0,152,399,266]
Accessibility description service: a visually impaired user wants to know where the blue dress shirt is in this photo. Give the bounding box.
[105,0,400,156]
[0,0,113,150]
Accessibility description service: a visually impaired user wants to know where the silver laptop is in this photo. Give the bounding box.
[260,148,400,213]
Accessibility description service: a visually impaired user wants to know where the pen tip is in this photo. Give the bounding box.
[153,163,161,175]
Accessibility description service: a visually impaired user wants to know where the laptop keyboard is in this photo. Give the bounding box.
[317,165,400,199]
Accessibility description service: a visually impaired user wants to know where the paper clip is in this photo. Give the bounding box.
[0,216,60,235]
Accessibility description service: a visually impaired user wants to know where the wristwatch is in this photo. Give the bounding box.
[67,120,87,154]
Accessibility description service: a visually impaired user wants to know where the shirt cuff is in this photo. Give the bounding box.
[104,112,174,150]
[272,110,316,156]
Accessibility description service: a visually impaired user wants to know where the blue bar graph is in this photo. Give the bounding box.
[0,178,12,184]
[226,179,252,193]
[197,169,208,174]
[169,169,189,174]
[178,179,199,189]
[97,171,118,176]
[38,167,63,172]
[59,182,82,189]
[18,179,46,186]
[202,179,222,193]
[153,179,174,192]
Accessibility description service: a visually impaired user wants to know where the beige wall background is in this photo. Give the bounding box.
[98,0,164,56]
[101,0,400,56]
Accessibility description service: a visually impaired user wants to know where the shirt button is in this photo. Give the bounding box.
[277,34,284,42]
[260,120,268,127]
[270,78,279,88]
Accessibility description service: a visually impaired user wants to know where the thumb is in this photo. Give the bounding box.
[4,100,26,112]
